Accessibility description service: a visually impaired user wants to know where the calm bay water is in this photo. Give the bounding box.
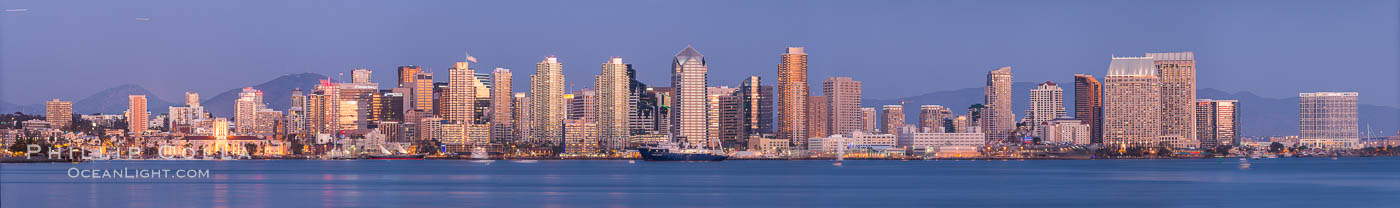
[3,158,1399,207]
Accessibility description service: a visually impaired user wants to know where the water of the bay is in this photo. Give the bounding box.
[3,157,1398,207]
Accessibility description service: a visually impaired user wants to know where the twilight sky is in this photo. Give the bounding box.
[2,0,1397,107]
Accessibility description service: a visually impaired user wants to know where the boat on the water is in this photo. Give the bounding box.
[637,142,728,161]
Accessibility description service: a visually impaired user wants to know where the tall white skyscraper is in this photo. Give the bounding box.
[530,57,567,146]
[1149,52,1198,149]
[671,46,709,147]
[235,87,263,134]
[1028,81,1065,136]
[446,61,477,124]
[1103,57,1162,147]
[490,68,515,144]
[596,57,631,151]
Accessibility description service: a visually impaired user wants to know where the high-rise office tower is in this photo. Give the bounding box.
[370,90,405,123]
[983,67,1014,143]
[777,47,809,149]
[530,57,567,146]
[235,87,261,134]
[398,65,422,88]
[738,77,774,137]
[861,107,878,133]
[568,89,597,121]
[1299,92,1359,149]
[881,105,904,135]
[128,95,148,136]
[823,77,862,136]
[708,86,738,147]
[919,105,951,133]
[185,92,200,108]
[433,82,448,117]
[412,72,434,114]
[671,46,709,147]
[627,65,659,135]
[339,80,378,131]
[651,87,674,136]
[806,95,830,139]
[446,61,477,125]
[1103,57,1162,147]
[718,90,746,149]
[1196,99,1239,148]
[1028,81,1065,136]
[351,68,372,84]
[45,99,72,130]
[596,58,630,150]
[1149,52,1198,148]
[490,68,514,144]
[1073,74,1103,144]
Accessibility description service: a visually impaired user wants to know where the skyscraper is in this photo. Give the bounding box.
[983,67,1014,143]
[918,105,951,133]
[1149,52,1197,148]
[512,93,531,143]
[881,105,904,135]
[823,77,862,136]
[287,89,307,137]
[806,95,829,138]
[1073,74,1103,144]
[351,68,372,84]
[718,89,746,150]
[185,92,200,108]
[490,68,515,144]
[339,81,378,131]
[1196,99,1239,148]
[235,87,261,134]
[860,107,878,134]
[530,57,567,146]
[128,95,148,136]
[568,89,597,122]
[412,72,435,114]
[1028,81,1065,136]
[397,65,421,88]
[671,46,709,147]
[596,57,631,151]
[738,76,773,137]
[777,47,809,149]
[1103,57,1161,147]
[708,86,738,148]
[1299,92,1359,149]
[45,99,72,130]
[446,61,477,125]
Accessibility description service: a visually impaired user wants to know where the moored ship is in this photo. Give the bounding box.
[637,142,729,161]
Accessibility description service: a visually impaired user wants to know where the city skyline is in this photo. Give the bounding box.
[2,1,1397,108]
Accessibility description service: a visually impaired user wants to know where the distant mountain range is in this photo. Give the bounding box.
[201,73,328,117]
[864,82,1398,137]
[0,73,327,117]
[0,84,177,115]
